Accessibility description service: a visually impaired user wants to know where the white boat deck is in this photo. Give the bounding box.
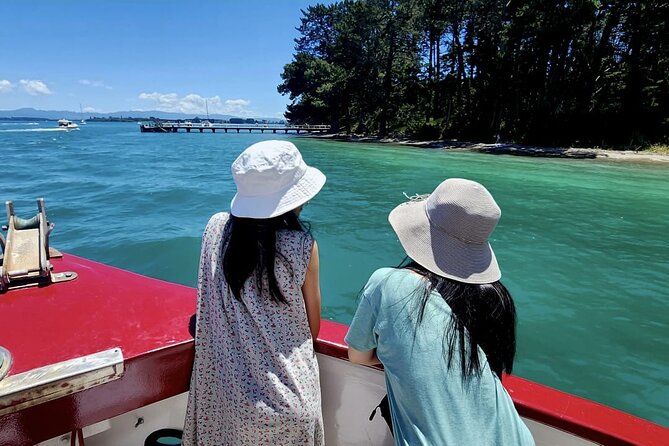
[38,354,597,446]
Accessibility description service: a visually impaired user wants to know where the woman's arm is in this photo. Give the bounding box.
[348,346,381,366]
[302,239,322,340]
[346,269,387,367]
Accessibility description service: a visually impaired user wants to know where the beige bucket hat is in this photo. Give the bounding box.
[388,178,502,284]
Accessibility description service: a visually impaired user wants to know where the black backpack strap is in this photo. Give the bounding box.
[369,394,393,436]
[188,314,196,337]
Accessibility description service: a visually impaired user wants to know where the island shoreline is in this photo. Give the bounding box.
[304,134,669,164]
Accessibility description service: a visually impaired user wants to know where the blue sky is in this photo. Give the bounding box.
[0,0,322,118]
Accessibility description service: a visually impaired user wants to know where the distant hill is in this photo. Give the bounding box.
[0,108,284,123]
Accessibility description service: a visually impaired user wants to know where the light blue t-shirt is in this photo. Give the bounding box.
[345,268,535,446]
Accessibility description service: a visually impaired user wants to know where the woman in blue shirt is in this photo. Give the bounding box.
[346,178,534,445]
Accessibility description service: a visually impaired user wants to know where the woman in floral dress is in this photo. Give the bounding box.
[183,140,326,446]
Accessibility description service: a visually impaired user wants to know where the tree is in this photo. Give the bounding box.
[278,0,669,146]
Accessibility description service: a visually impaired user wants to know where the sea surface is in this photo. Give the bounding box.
[2,121,668,427]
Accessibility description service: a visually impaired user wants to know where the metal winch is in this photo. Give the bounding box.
[0,198,77,292]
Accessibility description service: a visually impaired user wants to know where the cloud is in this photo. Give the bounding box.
[223,99,251,115]
[82,106,96,113]
[79,79,112,90]
[20,80,52,95]
[0,80,13,92]
[138,92,254,116]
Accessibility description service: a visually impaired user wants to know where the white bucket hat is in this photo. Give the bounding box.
[230,140,326,218]
[388,178,502,284]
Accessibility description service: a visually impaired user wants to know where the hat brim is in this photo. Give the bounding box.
[230,166,326,218]
[388,199,501,284]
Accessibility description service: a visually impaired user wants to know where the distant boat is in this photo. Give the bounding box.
[57,119,79,130]
[202,100,213,126]
[79,104,87,124]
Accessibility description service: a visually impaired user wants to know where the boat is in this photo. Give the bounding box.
[57,119,79,130]
[79,104,87,125]
[203,99,212,126]
[0,199,668,446]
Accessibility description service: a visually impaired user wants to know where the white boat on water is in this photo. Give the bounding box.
[57,119,79,130]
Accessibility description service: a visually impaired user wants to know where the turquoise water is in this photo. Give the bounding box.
[2,121,668,427]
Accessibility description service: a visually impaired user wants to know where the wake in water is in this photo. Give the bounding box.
[0,122,39,126]
[0,127,79,133]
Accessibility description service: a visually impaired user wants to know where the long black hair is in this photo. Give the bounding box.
[222,211,308,304]
[401,259,516,380]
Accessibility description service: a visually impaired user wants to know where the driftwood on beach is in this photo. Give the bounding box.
[470,144,597,159]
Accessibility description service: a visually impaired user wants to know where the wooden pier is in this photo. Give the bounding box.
[139,121,330,134]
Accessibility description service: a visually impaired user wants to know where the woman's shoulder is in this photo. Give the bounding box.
[367,267,396,284]
[361,268,426,307]
[363,267,413,295]
[277,228,313,244]
[202,212,230,238]
[277,229,314,261]
[368,267,418,287]
[207,211,230,226]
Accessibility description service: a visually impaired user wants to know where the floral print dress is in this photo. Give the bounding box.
[183,212,324,446]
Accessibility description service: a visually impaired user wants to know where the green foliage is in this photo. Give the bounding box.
[406,118,442,140]
[646,145,669,154]
[278,0,669,145]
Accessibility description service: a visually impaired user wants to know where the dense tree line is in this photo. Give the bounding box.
[278,0,668,147]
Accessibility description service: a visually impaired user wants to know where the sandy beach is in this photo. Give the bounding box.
[308,134,669,164]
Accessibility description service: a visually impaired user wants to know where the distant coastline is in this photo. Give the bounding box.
[0,108,284,124]
[0,116,286,124]
[0,116,52,122]
[0,116,139,123]
[306,134,669,164]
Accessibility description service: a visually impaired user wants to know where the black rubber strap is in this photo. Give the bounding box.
[369,394,393,436]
